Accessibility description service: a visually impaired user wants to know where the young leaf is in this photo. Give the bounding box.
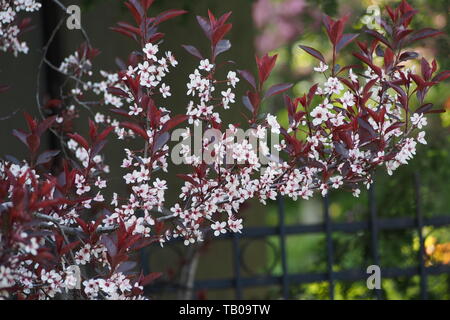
[264,83,293,99]
[196,15,212,39]
[237,70,257,90]
[336,33,359,52]
[121,122,148,139]
[161,114,188,133]
[408,28,444,43]
[67,133,89,150]
[182,45,203,60]
[214,40,231,58]
[298,45,325,63]
[36,150,60,166]
[154,9,188,25]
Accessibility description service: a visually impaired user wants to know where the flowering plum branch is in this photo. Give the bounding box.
[0,0,449,300]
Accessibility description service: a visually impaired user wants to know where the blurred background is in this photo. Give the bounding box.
[0,0,449,300]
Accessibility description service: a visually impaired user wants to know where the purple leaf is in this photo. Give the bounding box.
[365,29,392,48]
[0,84,10,93]
[214,39,231,58]
[242,95,254,112]
[357,118,376,137]
[12,129,28,146]
[237,70,256,90]
[107,87,129,98]
[182,45,203,59]
[264,83,293,99]
[399,51,419,62]
[415,103,433,114]
[196,16,211,39]
[432,70,450,83]
[298,45,325,63]
[117,261,137,273]
[101,235,117,257]
[409,28,444,43]
[336,33,359,52]
[154,132,170,152]
[36,150,60,166]
[154,9,187,25]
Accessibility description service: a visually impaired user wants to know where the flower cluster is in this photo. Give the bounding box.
[0,0,41,56]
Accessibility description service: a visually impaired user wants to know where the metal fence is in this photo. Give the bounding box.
[145,172,450,300]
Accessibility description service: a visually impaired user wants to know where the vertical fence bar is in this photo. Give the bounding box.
[414,172,428,299]
[232,234,243,299]
[41,1,64,154]
[368,180,382,299]
[277,195,289,299]
[323,195,334,300]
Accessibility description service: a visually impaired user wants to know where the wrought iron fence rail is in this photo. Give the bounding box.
[191,265,450,290]
[146,174,450,299]
[146,265,450,293]
[209,215,450,239]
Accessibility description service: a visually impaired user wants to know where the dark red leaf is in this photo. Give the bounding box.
[154,9,187,25]
[307,84,319,106]
[12,129,28,147]
[110,27,138,42]
[142,0,154,10]
[330,20,344,45]
[432,70,450,83]
[384,47,394,69]
[256,54,277,85]
[237,70,256,90]
[264,83,293,99]
[196,15,212,39]
[107,87,129,98]
[176,174,199,186]
[399,51,418,62]
[141,272,162,286]
[37,116,56,136]
[116,21,140,35]
[0,84,11,93]
[182,45,203,59]
[298,45,325,63]
[97,126,114,141]
[242,95,254,112]
[121,122,148,139]
[61,241,81,256]
[214,40,231,58]
[110,108,132,118]
[67,133,89,150]
[153,132,169,151]
[36,150,60,166]
[212,23,232,46]
[415,103,433,114]
[357,117,376,137]
[161,114,188,133]
[336,33,359,52]
[408,28,444,43]
[425,109,445,114]
[385,121,405,134]
[124,1,142,25]
[365,29,392,48]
